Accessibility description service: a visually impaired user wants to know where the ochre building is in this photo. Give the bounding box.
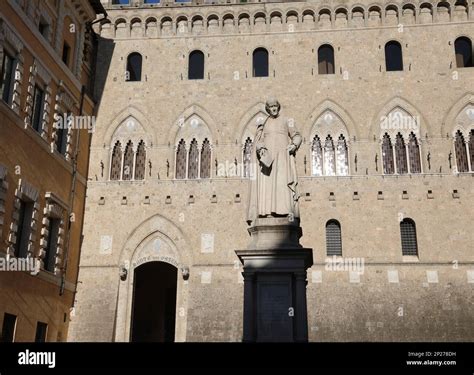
[0,0,105,342]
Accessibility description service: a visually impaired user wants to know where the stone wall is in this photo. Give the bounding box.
[68,0,474,342]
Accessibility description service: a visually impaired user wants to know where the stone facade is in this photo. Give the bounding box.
[69,0,474,342]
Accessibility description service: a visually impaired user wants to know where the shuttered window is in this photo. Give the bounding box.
[326,220,342,256]
[400,218,418,256]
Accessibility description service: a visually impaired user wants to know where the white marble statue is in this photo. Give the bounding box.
[247,98,302,225]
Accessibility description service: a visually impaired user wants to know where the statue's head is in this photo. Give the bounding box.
[265,98,280,118]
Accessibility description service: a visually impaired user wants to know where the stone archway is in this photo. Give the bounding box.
[130,261,178,342]
[114,215,192,342]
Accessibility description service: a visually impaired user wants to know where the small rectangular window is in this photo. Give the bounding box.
[14,199,34,258]
[44,218,60,272]
[35,322,48,342]
[1,313,17,342]
[55,112,70,155]
[0,51,17,104]
[31,85,45,132]
[62,42,71,66]
[39,19,49,38]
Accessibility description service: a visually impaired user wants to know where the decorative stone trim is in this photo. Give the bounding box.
[0,164,7,180]
[10,54,24,115]
[24,64,37,128]
[25,0,40,23]
[39,192,67,275]
[0,19,25,115]
[52,83,78,160]
[24,59,52,140]
[35,59,52,84]
[75,25,85,78]
[39,7,54,43]
[0,165,8,244]
[10,0,27,11]
[54,0,65,52]
[41,85,53,141]
[103,1,472,39]
[7,179,40,258]
[0,18,24,52]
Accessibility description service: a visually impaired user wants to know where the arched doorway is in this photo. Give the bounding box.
[130,262,177,342]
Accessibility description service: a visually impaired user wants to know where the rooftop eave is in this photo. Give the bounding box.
[88,0,108,17]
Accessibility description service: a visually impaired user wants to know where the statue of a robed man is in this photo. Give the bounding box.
[247,99,302,226]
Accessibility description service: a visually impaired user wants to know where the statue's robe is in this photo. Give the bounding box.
[247,115,302,225]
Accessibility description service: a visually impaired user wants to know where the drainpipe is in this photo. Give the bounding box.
[60,84,85,297]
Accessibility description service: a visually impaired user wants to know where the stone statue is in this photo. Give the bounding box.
[247,98,302,226]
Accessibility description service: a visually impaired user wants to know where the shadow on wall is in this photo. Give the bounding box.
[93,36,115,107]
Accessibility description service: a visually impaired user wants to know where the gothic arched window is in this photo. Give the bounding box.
[311,135,323,176]
[175,139,187,179]
[400,218,418,256]
[253,47,269,77]
[200,138,211,178]
[454,130,469,172]
[385,41,403,71]
[243,137,253,178]
[188,138,199,179]
[395,133,408,174]
[122,141,134,180]
[382,133,395,174]
[336,134,349,176]
[408,133,421,173]
[324,135,335,176]
[110,141,122,180]
[326,220,342,256]
[134,140,146,180]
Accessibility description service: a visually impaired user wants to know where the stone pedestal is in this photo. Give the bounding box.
[236,217,313,342]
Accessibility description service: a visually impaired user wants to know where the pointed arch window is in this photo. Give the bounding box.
[243,137,253,178]
[326,220,342,256]
[324,135,335,176]
[200,138,212,178]
[122,141,134,180]
[253,48,269,77]
[395,133,408,174]
[126,52,142,81]
[311,135,323,176]
[382,133,395,174]
[400,218,418,256]
[134,141,146,180]
[189,50,205,80]
[454,130,469,172]
[175,139,187,179]
[188,139,199,179]
[385,41,403,71]
[336,135,349,176]
[408,133,421,173]
[110,141,122,180]
[318,44,335,74]
[454,37,473,68]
